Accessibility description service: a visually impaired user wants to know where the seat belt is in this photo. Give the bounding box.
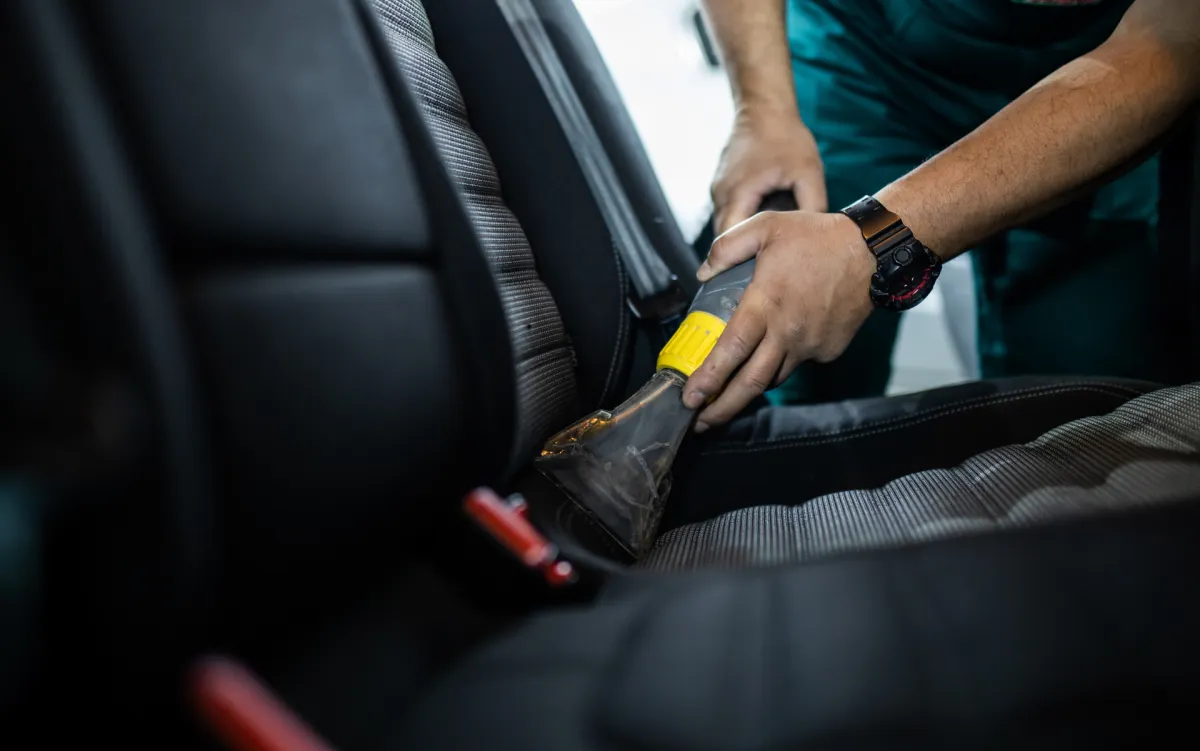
[495,0,689,324]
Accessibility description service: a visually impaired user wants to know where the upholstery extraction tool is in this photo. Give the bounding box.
[535,257,756,559]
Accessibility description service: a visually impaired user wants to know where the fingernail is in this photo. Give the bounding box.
[683,390,706,410]
[694,421,709,434]
[697,260,712,280]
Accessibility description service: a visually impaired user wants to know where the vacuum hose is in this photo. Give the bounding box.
[656,258,755,377]
[535,258,756,558]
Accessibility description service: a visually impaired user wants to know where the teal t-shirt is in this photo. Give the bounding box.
[791,0,1130,95]
[785,0,1155,223]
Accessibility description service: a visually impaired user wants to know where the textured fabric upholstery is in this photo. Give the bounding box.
[372,0,578,467]
[657,377,1158,533]
[646,381,1200,569]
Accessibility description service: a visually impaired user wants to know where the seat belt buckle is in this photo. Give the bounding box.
[462,487,577,586]
[627,276,690,324]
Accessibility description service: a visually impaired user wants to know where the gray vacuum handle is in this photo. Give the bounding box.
[688,258,756,324]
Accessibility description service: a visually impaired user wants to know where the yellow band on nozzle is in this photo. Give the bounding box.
[656,310,727,377]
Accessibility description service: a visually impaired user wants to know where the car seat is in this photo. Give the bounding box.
[4,0,1200,748]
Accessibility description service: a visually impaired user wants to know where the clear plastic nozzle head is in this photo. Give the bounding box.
[535,368,695,558]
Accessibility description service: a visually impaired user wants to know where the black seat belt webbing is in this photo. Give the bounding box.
[495,0,687,320]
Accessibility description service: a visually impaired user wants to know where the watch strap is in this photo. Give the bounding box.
[841,196,911,256]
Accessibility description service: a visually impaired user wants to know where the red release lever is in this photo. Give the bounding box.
[190,656,336,751]
[462,487,576,586]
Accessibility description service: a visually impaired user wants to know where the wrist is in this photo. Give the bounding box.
[733,95,802,125]
[874,181,951,261]
[832,212,877,307]
[838,195,944,312]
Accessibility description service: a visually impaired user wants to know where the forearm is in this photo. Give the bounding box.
[701,0,797,118]
[877,1,1200,260]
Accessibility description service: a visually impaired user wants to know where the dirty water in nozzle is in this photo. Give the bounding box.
[535,368,696,559]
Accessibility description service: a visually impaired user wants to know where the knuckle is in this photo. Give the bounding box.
[726,188,754,212]
[759,214,784,241]
[725,332,754,360]
[749,211,774,230]
[690,367,718,393]
[742,371,773,394]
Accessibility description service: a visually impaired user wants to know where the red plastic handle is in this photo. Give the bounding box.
[463,487,554,568]
[190,656,335,751]
[462,487,576,586]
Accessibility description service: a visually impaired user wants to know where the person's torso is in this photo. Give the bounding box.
[785,0,1157,225]
[790,0,1134,98]
[896,0,1130,48]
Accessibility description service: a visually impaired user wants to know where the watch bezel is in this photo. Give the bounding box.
[869,239,942,312]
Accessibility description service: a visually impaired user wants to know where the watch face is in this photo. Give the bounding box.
[870,240,942,311]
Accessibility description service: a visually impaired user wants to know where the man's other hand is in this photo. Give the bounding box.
[711,108,827,234]
[684,211,876,431]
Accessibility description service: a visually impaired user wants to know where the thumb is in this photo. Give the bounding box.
[699,214,771,282]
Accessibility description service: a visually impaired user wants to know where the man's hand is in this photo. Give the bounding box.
[683,211,876,431]
[712,109,827,234]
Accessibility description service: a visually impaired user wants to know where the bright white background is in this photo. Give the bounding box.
[574,0,977,394]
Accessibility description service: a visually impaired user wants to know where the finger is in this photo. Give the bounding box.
[793,176,828,214]
[698,213,771,282]
[682,301,767,409]
[714,187,764,236]
[776,351,804,387]
[696,337,785,430]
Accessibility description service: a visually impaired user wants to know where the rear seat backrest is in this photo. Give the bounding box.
[372,0,578,469]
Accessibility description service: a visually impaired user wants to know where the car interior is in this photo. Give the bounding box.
[3,0,1200,748]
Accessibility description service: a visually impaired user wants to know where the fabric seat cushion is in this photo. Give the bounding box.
[646,379,1200,570]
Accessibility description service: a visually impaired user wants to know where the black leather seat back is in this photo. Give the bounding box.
[1,0,222,710]
[4,0,517,668]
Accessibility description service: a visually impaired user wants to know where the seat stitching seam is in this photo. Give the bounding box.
[704,386,1137,455]
[598,242,631,406]
[707,385,1132,454]
[705,382,1142,450]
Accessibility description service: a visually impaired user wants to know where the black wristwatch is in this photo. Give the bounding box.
[840,196,942,312]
